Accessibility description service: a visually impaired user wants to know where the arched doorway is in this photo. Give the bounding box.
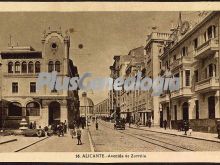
[49,101,60,125]
[8,102,22,116]
[182,102,189,121]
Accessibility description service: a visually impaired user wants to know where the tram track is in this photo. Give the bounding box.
[100,121,194,152]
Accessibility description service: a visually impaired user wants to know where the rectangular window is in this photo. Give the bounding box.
[185,70,190,86]
[182,47,188,56]
[195,100,199,119]
[193,38,198,49]
[173,54,176,61]
[174,105,177,121]
[30,82,36,93]
[208,64,213,77]
[12,82,18,93]
[194,70,199,82]
[204,32,207,42]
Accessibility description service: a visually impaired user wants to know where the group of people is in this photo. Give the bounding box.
[163,120,191,135]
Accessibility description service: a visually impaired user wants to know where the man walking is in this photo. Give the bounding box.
[76,127,82,145]
[96,122,99,130]
[164,120,167,130]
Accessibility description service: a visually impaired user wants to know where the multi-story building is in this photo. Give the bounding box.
[109,56,121,120]
[94,98,110,117]
[0,29,79,129]
[124,46,146,123]
[159,11,220,133]
[145,32,171,126]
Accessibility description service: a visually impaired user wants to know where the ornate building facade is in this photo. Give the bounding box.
[0,29,79,129]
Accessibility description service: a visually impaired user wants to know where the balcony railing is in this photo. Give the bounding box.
[171,87,192,99]
[170,56,192,71]
[195,38,218,59]
[147,32,171,41]
[159,93,169,103]
[195,77,219,93]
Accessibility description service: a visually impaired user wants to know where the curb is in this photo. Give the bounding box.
[0,138,17,145]
[14,136,50,152]
[87,128,95,152]
[130,126,220,144]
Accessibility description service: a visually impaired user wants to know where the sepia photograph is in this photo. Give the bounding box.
[0,2,220,163]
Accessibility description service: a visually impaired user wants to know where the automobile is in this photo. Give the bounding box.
[114,119,125,130]
[23,129,46,137]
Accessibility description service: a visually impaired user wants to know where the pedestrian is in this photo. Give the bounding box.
[61,123,64,136]
[129,119,131,128]
[44,126,49,136]
[148,119,151,128]
[188,126,192,136]
[96,122,98,130]
[184,120,188,135]
[64,120,67,134]
[29,122,33,129]
[76,127,82,145]
[164,120,167,130]
[33,121,37,129]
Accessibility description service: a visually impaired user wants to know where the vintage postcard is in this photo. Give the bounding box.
[0,2,220,163]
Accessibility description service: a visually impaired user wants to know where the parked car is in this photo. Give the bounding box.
[23,129,46,137]
[114,119,125,130]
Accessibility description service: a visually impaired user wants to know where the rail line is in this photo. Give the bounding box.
[100,122,194,152]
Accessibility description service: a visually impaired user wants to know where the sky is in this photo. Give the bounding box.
[0,11,199,104]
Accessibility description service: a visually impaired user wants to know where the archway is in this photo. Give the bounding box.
[182,102,189,121]
[26,102,40,116]
[8,102,22,116]
[49,101,60,125]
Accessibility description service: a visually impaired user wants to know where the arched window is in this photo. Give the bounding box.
[21,62,27,73]
[35,61,41,73]
[55,61,60,72]
[14,61,20,73]
[207,25,216,39]
[28,61,34,73]
[8,62,13,73]
[26,102,40,116]
[48,61,54,72]
[8,102,22,116]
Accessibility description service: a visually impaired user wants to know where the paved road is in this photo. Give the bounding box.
[89,120,220,152]
[19,129,91,152]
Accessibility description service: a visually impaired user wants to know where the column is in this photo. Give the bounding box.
[60,106,68,123]
[40,107,48,127]
[183,70,185,87]
[153,96,160,126]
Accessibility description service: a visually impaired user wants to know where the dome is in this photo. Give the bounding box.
[79,92,94,117]
[79,92,94,107]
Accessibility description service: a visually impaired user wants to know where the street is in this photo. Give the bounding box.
[3,120,220,152]
[89,120,220,152]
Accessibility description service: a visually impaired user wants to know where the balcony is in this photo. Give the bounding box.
[195,38,218,59]
[170,56,192,71]
[159,93,170,104]
[195,77,219,93]
[171,87,192,99]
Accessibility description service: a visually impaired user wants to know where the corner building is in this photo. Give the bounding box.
[0,29,79,129]
[159,12,220,133]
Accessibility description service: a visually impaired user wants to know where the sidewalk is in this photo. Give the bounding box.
[0,136,17,145]
[0,135,49,152]
[129,124,220,143]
